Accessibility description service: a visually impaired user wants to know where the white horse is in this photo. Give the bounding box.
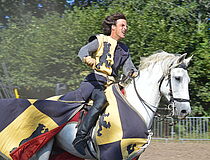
[29,51,192,160]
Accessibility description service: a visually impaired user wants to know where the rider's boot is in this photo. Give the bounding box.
[72,90,107,155]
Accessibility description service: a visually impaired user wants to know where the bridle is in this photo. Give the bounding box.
[168,64,190,104]
[132,64,190,127]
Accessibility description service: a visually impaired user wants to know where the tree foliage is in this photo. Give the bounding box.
[0,0,209,115]
[0,0,68,26]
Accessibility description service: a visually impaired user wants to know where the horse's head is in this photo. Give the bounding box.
[159,53,192,119]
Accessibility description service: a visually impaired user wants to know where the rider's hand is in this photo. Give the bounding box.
[83,56,96,69]
[128,70,139,78]
[131,71,139,78]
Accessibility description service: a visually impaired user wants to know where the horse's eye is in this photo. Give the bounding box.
[175,76,181,81]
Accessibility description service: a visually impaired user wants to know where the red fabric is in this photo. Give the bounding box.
[10,111,82,160]
[121,88,125,95]
[70,111,80,122]
[132,156,140,160]
[50,152,83,160]
[10,122,67,160]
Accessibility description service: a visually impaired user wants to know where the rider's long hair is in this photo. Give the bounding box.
[102,13,127,36]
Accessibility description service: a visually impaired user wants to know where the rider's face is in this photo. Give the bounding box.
[111,19,128,41]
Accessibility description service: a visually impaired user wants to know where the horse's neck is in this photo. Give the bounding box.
[125,67,163,129]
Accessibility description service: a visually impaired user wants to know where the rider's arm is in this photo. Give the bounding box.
[78,39,99,61]
[123,56,139,77]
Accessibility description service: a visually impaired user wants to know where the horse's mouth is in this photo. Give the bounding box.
[178,113,189,120]
[172,112,189,120]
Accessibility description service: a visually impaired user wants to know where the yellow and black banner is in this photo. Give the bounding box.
[95,84,149,160]
[0,98,78,159]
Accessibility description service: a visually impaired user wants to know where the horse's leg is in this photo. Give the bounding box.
[56,123,90,158]
[56,122,78,155]
[30,138,54,160]
[56,123,96,159]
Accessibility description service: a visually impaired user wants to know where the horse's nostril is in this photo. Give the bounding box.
[181,110,187,114]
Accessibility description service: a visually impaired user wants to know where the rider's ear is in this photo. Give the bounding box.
[183,55,193,67]
[111,25,116,30]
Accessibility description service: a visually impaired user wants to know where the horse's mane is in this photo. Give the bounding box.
[139,50,180,74]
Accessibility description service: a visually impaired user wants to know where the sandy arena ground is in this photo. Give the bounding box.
[140,140,210,160]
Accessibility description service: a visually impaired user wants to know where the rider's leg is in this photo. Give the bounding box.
[59,87,84,101]
[72,88,107,155]
[60,77,94,102]
[60,73,107,102]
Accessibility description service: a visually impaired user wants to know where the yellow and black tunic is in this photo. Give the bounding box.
[79,34,137,77]
[61,34,137,102]
[93,34,118,76]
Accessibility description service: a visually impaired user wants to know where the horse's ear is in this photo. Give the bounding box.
[177,53,187,64]
[184,55,193,67]
[170,53,188,69]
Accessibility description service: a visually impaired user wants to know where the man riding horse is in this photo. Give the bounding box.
[60,13,139,155]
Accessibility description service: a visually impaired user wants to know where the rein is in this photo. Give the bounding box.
[132,77,158,115]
